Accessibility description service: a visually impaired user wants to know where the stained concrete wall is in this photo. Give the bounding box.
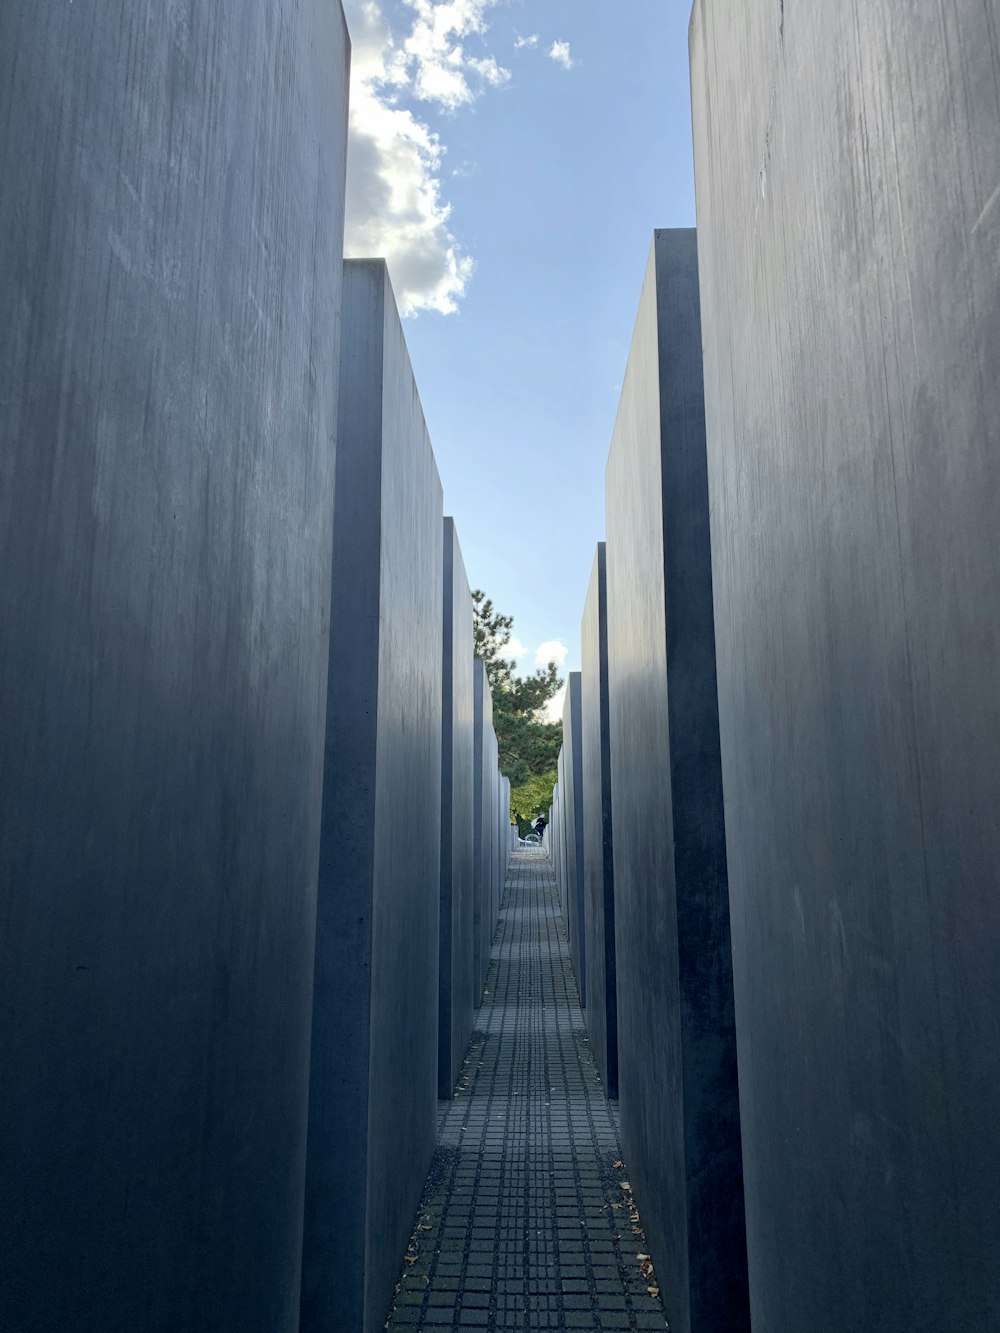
[605,231,748,1333]
[581,545,618,1096]
[473,659,495,1003]
[561,674,586,1004]
[0,5,348,1329]
[439,519,476,1097]
[302,261,443,1333]
[690,5,1000,1328]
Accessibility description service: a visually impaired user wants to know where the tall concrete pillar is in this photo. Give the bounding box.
[0,5,349,1329]
[605,230,749,1333]
[473,659,494,1003]
[560,674,586,1003]
[691,4,1000,1327]
[301,260,443,1333]
[440,518,476,1097]
[582,544,618,1095]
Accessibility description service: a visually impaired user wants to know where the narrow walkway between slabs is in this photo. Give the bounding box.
[385,849,669,1332]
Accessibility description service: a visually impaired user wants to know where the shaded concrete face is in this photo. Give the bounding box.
[0,5,348,1330]
[604,231,748,1333]
[561,674,586,1004]
[473,659,495,1003]
[690,6,1000,1328]
[581,545,618,1096]
[440,518,476,1097]
[303,262,443,1333]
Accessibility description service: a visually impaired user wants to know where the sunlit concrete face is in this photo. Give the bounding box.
[581,545,618,1096]
[691,5,1000,1328]
[0,5,349,1329]
[302,260,443,1333]
[440,518,476,1097]
[604,230,748,1333]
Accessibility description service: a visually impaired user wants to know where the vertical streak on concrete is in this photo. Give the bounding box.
[690,3,1000,1327]
[582,544,618,1095]
[303,261,442,1333]
[605,230,748,1333]
[0,4,349,1329]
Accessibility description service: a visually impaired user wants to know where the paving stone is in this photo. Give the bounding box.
[384,851,671,1331]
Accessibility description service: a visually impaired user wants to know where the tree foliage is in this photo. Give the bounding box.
[472,589,563,798]
[510,769,558,836]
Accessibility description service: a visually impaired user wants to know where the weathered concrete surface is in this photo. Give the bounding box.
[488,728,501,928]
[605,230,748,1333]
[690,5,1000,1328]
[561,674,586,1004]
[500,775,513,882]
[439,518,476,1097]
[555,760,568,922]
[302,261,443,1333]
[582,545,618,1096]
[473,658,495,1003]
[0,5,348,1330]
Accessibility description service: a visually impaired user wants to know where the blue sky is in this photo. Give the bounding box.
[343,0,696,713]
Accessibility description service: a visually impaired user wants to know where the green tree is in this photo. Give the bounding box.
[472,589,562,832]
[509,770,559,834]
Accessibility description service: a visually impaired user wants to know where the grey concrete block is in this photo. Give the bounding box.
[302,260,443,1333]
[503,777,515,856]
[439,518,476,1097]
[554,763,566,912]
[690,5,1000,1328]
[605,230,748,1333]
[561,674,586,1004]
[0,5,348,1329]
[497,768,509,902]
[488,730,500,927]
[581,545,618,1096]
[473,659,494,1003]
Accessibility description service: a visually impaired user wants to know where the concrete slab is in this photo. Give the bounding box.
[604,230,749,1333]
[302,260,443,1333]
[473,659,495,1004]
[0,5,348,1329]
[439,518,476,1097]
[561,674,586,1004]
[581,545,618,1096]
[690,5,1000,1327]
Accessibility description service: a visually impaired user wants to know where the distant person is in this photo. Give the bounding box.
[533,816,547,841]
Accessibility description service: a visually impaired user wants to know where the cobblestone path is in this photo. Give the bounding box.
[385,849,669,1331]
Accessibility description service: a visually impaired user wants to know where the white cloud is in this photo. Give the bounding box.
[343,0,510,315]
[402,0,511,109]
[547,39,574,69]
[505,636,527,659]
[542,685,566,724]
[535,639,569,668]
[514,33,538,49]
